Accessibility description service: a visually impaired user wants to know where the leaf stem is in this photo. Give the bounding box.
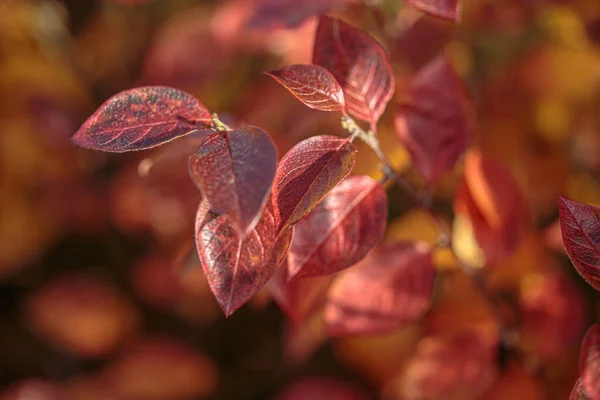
[340,114,521,359]
[211,113,232,132]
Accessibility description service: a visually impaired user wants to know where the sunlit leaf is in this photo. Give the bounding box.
[405,0,462,22]
[571,378,592,400]
[189,126,278,235]
[313,16,394,126]
[264,64,345,112]
[558,196,600,291]
[324,242,436,335]
[288,175,387,279]
[395,55,474,183]
[453,150,527,264]
[271,135,356,234]
[580,324,600,399]
[195,199,292,316]
[72,86,212,152]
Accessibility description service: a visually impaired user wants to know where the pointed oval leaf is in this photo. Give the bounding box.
[288,175,388,280]
[558,197,600,291]
[195,199,292,316]
[72,86,212,152]
[395,55,474,183]
[264,64,345,112]
[189,126,278,235]
[580,324,600,398]
[313,16,394,125]
[324,241,436,336]
[271,135,357,234]
[405,0,462,22]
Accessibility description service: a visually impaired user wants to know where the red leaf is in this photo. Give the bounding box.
[571,378,592,400]
[313,16,394,126]
[267,261,336,325]
[558,197,600,291]
[189,126,278,235]
[395,55,474,183]
[264,64,345,112]
[195,199,292,316]
[405,0,462,22]
[247,0,356,30]
[398,330,497,400]
[72,86,212,152]
[580,324,600,399]
[453,150,526,264]
[274,377,370,400]
[324,242,436,335]
[271,135,357,234]
[287,175,387,279]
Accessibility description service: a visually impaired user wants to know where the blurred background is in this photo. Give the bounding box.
[1,0,600,398]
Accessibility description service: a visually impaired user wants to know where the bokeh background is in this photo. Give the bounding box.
[2,0,600,398]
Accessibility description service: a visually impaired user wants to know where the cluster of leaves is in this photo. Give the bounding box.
[6,0,600,397]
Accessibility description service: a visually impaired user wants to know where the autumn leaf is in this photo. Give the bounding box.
[405,0,462,22]
[271,135,356,234]
[395,55,474,183]
[189,126,278,235]
[571,378,592,400]
[264,64,345,112]
[324,242,436,336]
[195,199,292,316]
[453,150,527,265]
[579,324,600,399]
[72,86,212,152]
[287,175,387,279]
[313,16,394,127]
[558,196,600,291]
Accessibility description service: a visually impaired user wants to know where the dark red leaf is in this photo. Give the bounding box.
[189,126,278,235]
[324,242,436,335]
[287,175,387,280]
[580,324,600,399]
[571,378,592,400]
[264,64,345,112]
[405,0,462,22]
[195,199,292,316]
[271,135,357,234]
[558,197,600,291]
[398,330,498,399]
[247,0,356,29]
[273,377,370,400]
[72,86,212,152]
[395,55,474,183]
[267,261,336,325]
[313,16,394,126]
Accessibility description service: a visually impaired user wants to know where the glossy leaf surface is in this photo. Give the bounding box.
[271,135,357,234]
[264,64,345,112]
[558,197,600,291]
[395,55,473,183]
[195,199,292,316]
[72,86,212,152]
[324,242,436,335]
[189,126,277,235]
[405,0,462,22]
[580,324,600,399]
[288,175,387,279]
[313,16,394,125]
